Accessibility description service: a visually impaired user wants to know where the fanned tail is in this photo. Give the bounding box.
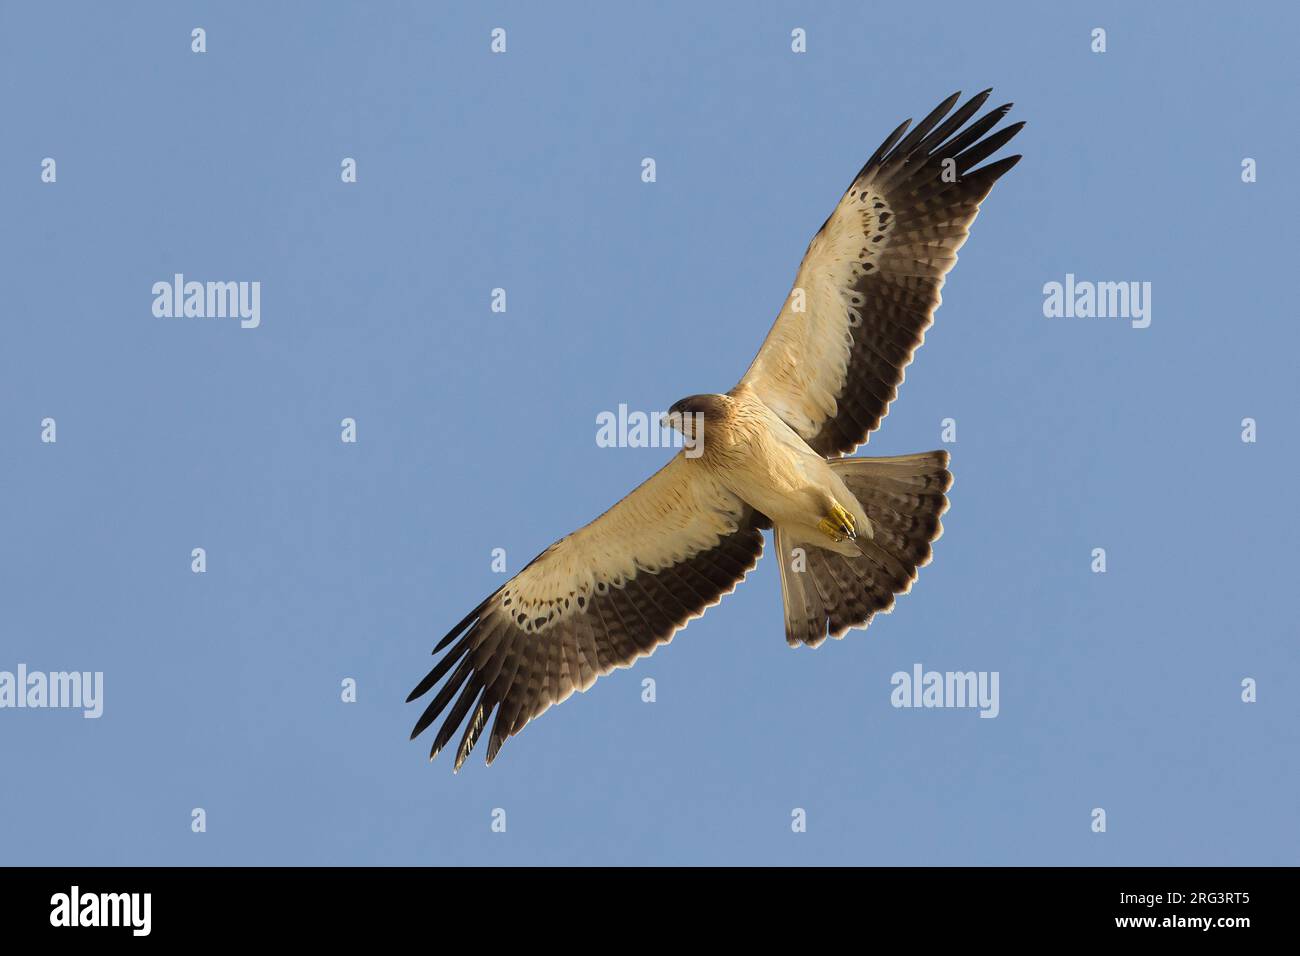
[776,451,951,647]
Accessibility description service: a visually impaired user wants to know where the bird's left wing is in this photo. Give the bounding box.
[408,453,768,770]
[738,90,1023,457]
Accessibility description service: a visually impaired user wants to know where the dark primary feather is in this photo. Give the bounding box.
[807,90,1023,457]
[408,509,769,771]
[409,91,1020,768]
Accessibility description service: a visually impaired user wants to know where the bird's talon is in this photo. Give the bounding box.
[819,503,856,542]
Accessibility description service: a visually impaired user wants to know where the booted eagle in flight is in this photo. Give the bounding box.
[410,90,1022,770]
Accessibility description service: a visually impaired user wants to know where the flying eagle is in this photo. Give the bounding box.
[410,90,1023,770]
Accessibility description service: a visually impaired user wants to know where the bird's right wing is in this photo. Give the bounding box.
[738,90,1023,457]
[408,453,768,770]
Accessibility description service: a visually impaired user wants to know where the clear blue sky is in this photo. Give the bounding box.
[2,1,1296,866]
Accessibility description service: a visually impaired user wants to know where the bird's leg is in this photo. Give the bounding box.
[817,501,858,543]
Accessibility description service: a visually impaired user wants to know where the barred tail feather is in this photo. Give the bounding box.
[777,451,951,647]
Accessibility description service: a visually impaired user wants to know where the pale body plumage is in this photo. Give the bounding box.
[410,90,1023,769]
[688,385,871,558]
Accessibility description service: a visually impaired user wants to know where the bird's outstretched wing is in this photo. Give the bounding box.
[408,454,768,770]
[738,90,1023,457]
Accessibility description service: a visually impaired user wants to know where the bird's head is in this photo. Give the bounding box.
[661,394,728,456]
